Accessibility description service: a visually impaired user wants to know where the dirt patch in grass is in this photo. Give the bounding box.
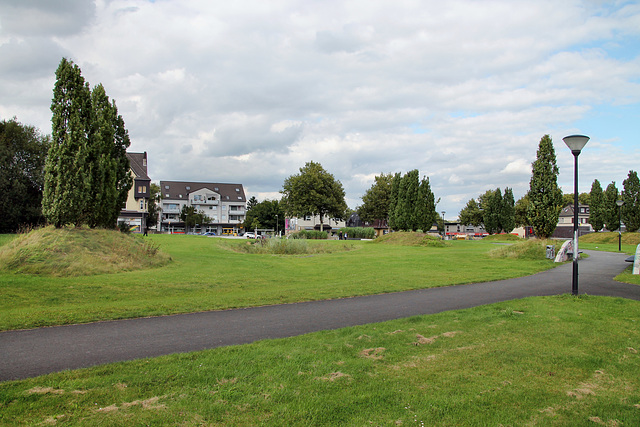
[372,232,449,247]
[0,226,171,276]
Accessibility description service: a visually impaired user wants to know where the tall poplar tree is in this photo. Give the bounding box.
[621,171,640,232]
[501,187,516,234]
[43,58,93,228]
[388,172,402,230]
[416,175,437,232]
[603,182,620,231]
[588,179,605,232]
[402,169,420,230]
[526,134,562,238]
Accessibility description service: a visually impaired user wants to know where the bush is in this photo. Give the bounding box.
[338,227,376,239]
[288,230,328,239]
[488,239,561,260]
[232,237,353,255]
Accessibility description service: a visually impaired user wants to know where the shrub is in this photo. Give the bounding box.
[338,227,376,239]
[488,239,561,260]
[288,230,328,239]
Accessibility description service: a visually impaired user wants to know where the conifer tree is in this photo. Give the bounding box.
[501,187,516,233]
[526,135,563,238]
[603,182,620,231]
[388,172,402,230]
[588,179,605,232]
[43,58,93,228]
[481,188,502,235]
[416,175,437,232]
[402,169,420,230]
[622,170,640,232]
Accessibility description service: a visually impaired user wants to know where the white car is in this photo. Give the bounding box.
[244,232,256,239]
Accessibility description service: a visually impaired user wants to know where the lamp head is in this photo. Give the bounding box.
[616,200,624,207]
[563,135,589,155]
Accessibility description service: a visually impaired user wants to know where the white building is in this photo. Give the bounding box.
[159,181,246,234]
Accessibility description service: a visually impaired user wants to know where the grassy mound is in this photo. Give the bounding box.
[488,238,560,260]
[372,232,448,247]
[580,231,640,246]
[482,233,522,242]
[0,226,171,276]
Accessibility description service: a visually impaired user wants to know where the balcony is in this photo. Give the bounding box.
[191,199,219,206]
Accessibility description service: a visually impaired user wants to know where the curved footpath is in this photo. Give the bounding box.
[1,250,639,382]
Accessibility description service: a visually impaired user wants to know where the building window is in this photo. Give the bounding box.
[165,185,169,189]
[304,215,312,221]
[186,186,191,190]
[165,193,170,198]
[238,196,242,200]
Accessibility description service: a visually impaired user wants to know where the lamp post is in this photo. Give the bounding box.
[563,135,589,296]
[616,200,624,251]
[276,214,279,237]
[441,211,446,238]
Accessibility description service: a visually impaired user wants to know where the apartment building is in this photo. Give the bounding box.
[159,181,246,234]
[118,152,150,233]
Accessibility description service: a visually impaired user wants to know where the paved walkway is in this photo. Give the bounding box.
[1,250,638,382]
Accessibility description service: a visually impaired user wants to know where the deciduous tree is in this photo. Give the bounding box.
[281,161,347,232]
[459,198,483,227]
[0,118,50,232]
[359,173,392,223]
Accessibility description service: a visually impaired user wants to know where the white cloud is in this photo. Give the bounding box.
[1,0,639,216]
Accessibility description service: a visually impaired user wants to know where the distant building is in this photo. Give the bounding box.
[443,219,487,239]
[553,204,592,238]
[285,215,345,235]
[118,152,150,233]
[159,181,246,234]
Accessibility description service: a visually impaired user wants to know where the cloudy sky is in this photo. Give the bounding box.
[1,0,639,217]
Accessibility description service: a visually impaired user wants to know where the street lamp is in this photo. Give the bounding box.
[441,211,446,237]
[563,134,589,296]
[616,200,624,251]
[276,214,279,237]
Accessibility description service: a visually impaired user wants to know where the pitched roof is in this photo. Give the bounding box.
[159,181,246,202]
[126,152,149,180]
[559,204,589,217]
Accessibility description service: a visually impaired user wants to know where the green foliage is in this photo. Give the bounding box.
[281,161,347,229]
[288,230,329,239]
[147,183,161,228]
[358,173,392,223]
[480,188,502,235]
[589,179,605,232]
[514,194,529,228]
[0,118,50,232]
[621,170,640,232]
[43,58,93,228]
[180,205,208,232]
[527,134,562,238]
[501,188,516,233]
[388,170,438,232]
[43,58,131,229]
[337,227,376,239]
[246,195,258,210]
[603,182,620,231]
[243,199,284,233]
[459,198,483,227]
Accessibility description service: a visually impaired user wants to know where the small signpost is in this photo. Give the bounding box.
[633,244,640,275]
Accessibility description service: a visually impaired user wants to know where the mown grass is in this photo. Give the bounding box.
[0,233,558,331]
[580,231,640,254]
[1,295,638,425]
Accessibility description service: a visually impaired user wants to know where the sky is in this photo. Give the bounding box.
[1,0,639,218]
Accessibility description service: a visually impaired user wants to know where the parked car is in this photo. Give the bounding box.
[203,232,216,236]
[245,232,256,239]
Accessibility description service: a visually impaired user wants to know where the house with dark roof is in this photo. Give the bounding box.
[118,152,150,233]
[553,204,592,238]
[159,181,246,234]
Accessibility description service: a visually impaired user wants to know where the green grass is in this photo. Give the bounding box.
[1,295,638,425]
[0,234,558,331]
[0,226,170,276]
[580,231,640,254]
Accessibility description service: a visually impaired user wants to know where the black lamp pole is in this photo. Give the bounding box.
[563,135,589,296]
[616,200,624,251]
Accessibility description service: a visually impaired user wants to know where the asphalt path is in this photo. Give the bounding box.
[1,250,639,382]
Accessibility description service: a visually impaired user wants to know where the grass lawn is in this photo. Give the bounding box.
[1,295,638,425]
[0,234,558,331]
